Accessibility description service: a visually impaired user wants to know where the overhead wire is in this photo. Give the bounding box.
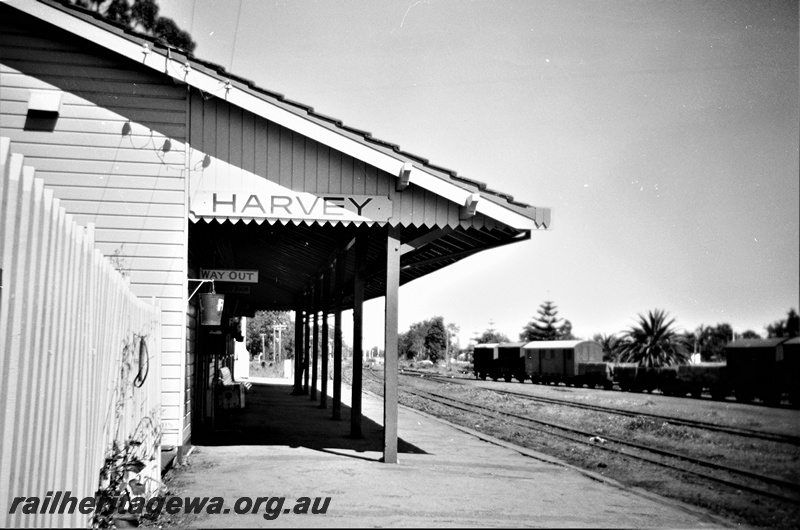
[228,0,244,74]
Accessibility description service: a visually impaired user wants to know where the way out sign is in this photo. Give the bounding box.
[200,269,259,283]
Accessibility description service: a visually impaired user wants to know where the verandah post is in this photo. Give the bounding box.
[383,227,400,463]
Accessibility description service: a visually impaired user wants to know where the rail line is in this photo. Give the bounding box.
[386,376,800,505]
[400,369,800,446]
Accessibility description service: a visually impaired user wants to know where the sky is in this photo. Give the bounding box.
[159,0,799,349]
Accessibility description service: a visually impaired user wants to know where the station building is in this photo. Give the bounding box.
[1,0,550,463]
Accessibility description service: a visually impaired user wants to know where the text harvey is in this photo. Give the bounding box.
[191,192,391,222]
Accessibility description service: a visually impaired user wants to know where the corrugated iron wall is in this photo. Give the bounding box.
[0,138,163,528]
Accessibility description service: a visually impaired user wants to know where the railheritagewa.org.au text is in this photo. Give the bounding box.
[9,491,331,520]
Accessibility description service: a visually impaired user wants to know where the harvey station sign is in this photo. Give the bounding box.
[188,157,392,223]
[191,191,392,223]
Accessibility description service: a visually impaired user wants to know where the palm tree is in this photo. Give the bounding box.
[593,333,623,362]
[617,309,689,367]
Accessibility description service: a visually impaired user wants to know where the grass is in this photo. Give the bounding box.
[248,359,286,378]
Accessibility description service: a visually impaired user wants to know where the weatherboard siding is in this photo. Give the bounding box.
[0,9,188,446]
[185,271,198,442]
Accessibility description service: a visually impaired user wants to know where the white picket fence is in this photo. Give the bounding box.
[0,137,163,528]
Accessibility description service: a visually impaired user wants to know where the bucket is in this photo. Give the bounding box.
[200,293,225,326]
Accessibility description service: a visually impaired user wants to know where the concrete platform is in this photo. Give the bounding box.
[167,377,730,528]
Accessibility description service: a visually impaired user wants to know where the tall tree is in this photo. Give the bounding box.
[72,0,196,52]
[766,308,800,338]
[475,322,510,345]
[398,316,451,362]
[560,319,577,340]
[105,0,131,25]
[740,330,762,339]
[398,321,426,360]
[445,322,460,366]
[617,309,689,367]
[246,311,295,360]
[692,323,734,361]
[424,317,448,364]
[520,301,568,341]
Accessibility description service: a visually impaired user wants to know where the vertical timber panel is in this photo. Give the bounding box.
[25,186,56,517]
[0,156,21,493]
[293,132,305,191]
[11,172,43,511]
[41,203,68,521]
[0,161,29,521]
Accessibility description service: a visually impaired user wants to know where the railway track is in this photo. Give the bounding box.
[402,370,800,446]
[364,368,800,506]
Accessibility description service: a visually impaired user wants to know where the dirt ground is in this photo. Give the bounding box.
[374,366,800,529]
[148,379,732,528]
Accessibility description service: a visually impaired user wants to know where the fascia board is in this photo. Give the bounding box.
[14,0,542,231]
[478,200,541,230]
[408,166,472,206]
[409,167,540,230]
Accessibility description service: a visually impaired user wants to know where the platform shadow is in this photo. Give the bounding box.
[194,382,427,458]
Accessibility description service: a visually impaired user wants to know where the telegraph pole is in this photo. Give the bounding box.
[260,333,266,362]
[272,324,287,363]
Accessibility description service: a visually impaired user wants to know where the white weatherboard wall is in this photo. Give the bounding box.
[0,8,188,445]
